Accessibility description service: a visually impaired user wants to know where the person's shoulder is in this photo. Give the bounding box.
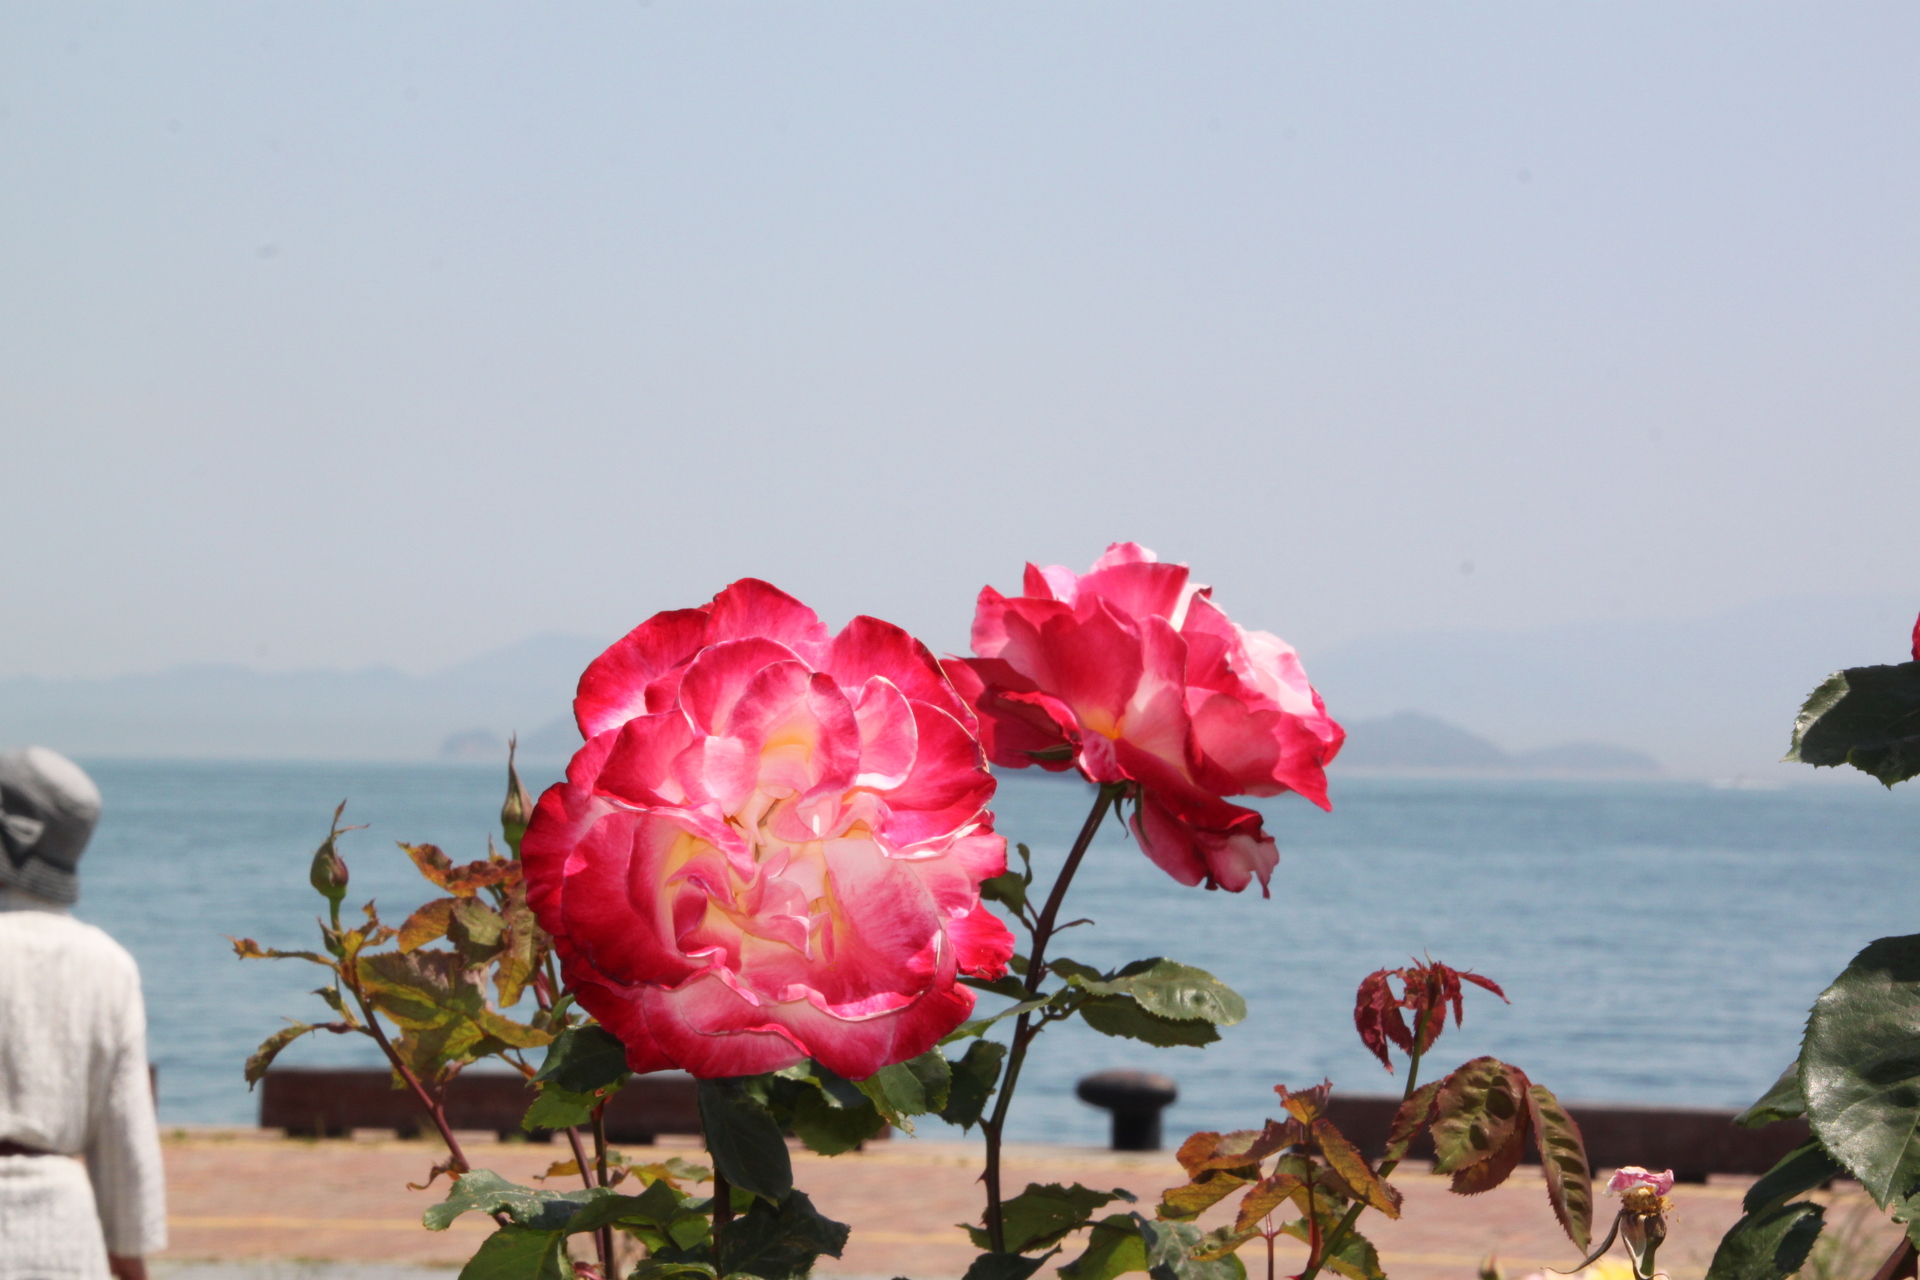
[3,911,141,978]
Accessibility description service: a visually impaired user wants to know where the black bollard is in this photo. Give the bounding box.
[1076,1070,1178,1151]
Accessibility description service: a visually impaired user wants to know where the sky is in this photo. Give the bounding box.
[2,3,1915,681]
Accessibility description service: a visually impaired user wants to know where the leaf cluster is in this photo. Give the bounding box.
[958,957,1246,1052]
[1353,960,1506,1072]
[1786,660,1920,787]
[1710,933,1920,1280]
[1154,1084,1400,1280]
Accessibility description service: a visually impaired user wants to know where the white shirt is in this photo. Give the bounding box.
[0,891,167,1256]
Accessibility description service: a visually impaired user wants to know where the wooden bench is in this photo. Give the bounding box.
[260,1068,700,1144]
[1324,1094,1813,1183]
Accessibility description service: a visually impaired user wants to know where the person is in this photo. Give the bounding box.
[0,747,166,1280]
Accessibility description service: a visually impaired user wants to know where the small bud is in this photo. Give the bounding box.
[309,838,349,903]
[501,738,535,857]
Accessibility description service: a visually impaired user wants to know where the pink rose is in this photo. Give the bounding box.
[523,579,1015,1080]
[1606,1167,1676,1197]
[942,543,1342,896]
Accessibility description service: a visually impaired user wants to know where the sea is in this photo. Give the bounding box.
[63,760,1920,1146]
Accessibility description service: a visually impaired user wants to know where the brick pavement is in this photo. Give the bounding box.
[156,1128,1899,1279]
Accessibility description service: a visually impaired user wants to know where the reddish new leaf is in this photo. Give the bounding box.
[1158,1169,1254,1222]
[1384,1080,1441,1164]
[1354,970,1413,1069]
[1430,1057,1530,1176]
[1526,1082,1595,1252]
[1275,1081,1333,1125]
[1174,1119,1294,1177]
[1350,960,1509,1068]
[1312,1117,1402,1217]
[1449,1116,1529,1195]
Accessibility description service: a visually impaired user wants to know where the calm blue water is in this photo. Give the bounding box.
[67,762,1920,1144]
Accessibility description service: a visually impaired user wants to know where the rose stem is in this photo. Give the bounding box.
[711,1167,733,1264]
[338,947,471,1176]
[592,1100,614,1273]
[1299,1047,1425,1280]
[980,781,1125,1253]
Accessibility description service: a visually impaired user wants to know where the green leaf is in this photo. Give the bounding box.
[1059,1213,1149,1280]
[1526,1082,1594,1253]
[534,1024,632,1094]
[1745,1140,1845,1214]
[1110,960,1247,1026]
[715,1188,849,1280]
[425,1169,592,1232]
[521,1084,598,1133]
[1135,1214,1247,1280]
[1057,959,1246,1026]
[855,1051,951,1132]
[941,1039,1007,1131]
[964,974,1037,1000]
[1078,997,1220,1048]
[1736,1064,1807,1129]
[981,872,1030,916]
[697,1077,794,1203]
[1275,1205,1385,1280]
[245,1023,321,1086]
[788,1085,885,1156]
[1705,1200,1825,1280]
[1786,663,1920,786]
[1802,934,1920,1205]
[966,1183,1137,1254]
[963,1253,1058,1280]
[948,996,1062,1042]
[457,1225,570,1280]
[1430,1057,1530,1177]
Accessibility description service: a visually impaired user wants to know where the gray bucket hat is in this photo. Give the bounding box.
[0,747,103,905]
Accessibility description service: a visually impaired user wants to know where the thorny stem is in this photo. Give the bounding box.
[1299,1049,1425,1280]
[980,782,1126,1253]
[712,1167,733,1264]
[343,979,472,1176]
[592,1100,614,1274]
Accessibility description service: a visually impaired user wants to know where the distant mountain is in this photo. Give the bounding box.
[0,634,602,762]
[1307,592,1914,780]
[3,592,1910,773]
[1334,712,1658,775]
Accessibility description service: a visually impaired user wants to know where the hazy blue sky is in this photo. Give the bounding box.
[3,4,1914,680]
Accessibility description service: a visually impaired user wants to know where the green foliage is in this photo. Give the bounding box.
[534,1024,632,1093]
[1705,1200,1826,1280]
[713,1188,850,1280]
[1059,1214,1151,1280]
[520,1085,599,1134]
[1079,997,1221,1047]
[854,1050,951,1132]
[940,1039,1008,1131]
[1786,663,1920,787]
[1135,1215,1248,1280]
[1744,1141,1845,1215]
[1280,1208,1385,1280]
[1801,934,1920,1206]
[1735,1064,1807,1129]
[1057,958,1245,1023]
[697,1078,794,1203]
[964,1183,1136,1254]
[244,1022,332,1086]
[458,1224,572,1280]
[963,1252,1058,1280]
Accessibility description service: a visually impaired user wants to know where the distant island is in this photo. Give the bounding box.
[1332,711,1660,775]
